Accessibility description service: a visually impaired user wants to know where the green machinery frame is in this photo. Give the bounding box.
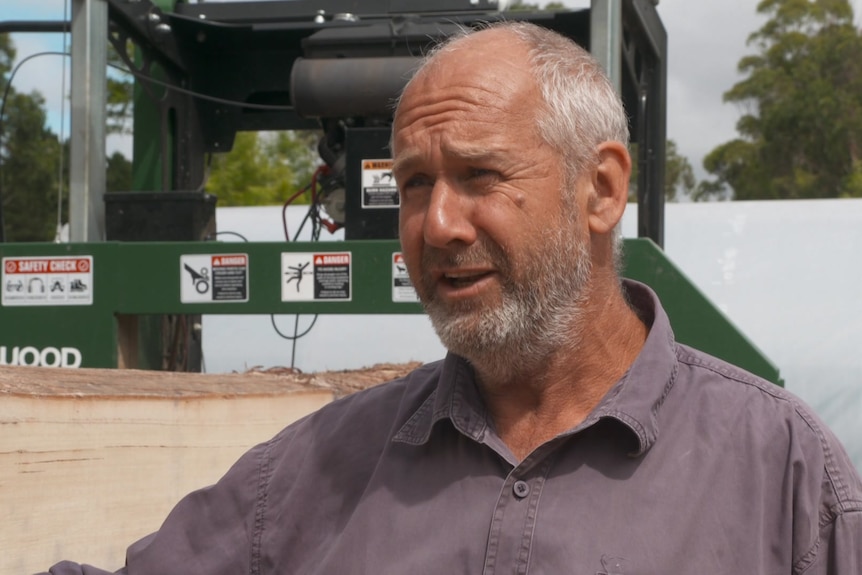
[0,238,782,385]
[0,0,781,385]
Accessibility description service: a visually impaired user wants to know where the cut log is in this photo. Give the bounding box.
[0,362,419,575]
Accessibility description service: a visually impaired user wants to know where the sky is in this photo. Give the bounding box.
[4,0,862,177]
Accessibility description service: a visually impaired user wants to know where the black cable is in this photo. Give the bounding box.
[270,314,319,341]
[2,51,291,121]
[271,172,331,368]
[110,61,292,111]
[211,230,249,242]
[293,207,314,241]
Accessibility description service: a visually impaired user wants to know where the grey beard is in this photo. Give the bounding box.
[422,224,592,381]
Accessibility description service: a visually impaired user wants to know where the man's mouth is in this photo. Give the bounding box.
[442,270,493,289]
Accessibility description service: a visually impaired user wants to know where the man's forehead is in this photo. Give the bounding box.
[392,142,512,174]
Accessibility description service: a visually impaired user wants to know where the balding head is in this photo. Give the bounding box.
[394,22,629,184]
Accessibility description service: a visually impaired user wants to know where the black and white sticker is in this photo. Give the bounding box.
[281,252,352,302]
[392,252,418,303]
[361,159,399,208]
[180,254,249,303]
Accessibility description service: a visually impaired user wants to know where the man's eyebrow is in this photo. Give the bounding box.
[391,152,422,177]
[393,146,507,175]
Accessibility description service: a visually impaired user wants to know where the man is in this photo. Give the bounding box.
[44,22,861,575]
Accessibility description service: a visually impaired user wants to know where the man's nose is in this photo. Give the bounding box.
[423,180,477,248]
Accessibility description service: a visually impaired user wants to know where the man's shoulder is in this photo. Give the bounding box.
[674,343,790,401]
[672,343,823,436]
[670,343,862,509]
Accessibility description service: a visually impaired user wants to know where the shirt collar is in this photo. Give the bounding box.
[580,279,679,456]
[393,352,487,445]
[393,279,679,457]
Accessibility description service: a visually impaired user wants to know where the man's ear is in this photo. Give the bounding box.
[587,141,632,235]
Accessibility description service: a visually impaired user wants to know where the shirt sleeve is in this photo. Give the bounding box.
[38,438,273,575]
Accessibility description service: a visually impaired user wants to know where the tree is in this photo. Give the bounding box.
[628,140,697,202]
[1,34,134,242]
[106,150,132,192]
[1,35,68,242]
[204,131,319,206]
[700,0,862,200]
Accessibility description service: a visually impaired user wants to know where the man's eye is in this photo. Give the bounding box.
[399,174,433,194]
[466,168,500,186]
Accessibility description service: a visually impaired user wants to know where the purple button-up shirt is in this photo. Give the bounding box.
[45,281,862,574]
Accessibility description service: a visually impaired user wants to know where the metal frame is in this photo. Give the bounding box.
[101,0,667,244]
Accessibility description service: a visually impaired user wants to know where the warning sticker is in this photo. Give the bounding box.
[2,256,93,306]
[392,252,419,303]
[180,254,249,303]
[282,252,351,302]
[361,158,399,208]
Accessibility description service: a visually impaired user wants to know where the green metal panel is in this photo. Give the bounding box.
[623,238,783,385]
[0,239,782,385]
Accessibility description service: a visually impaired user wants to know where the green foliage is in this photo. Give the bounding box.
[106,42,134,135]
[106,151,132,192]
[701,0,862,200]
[629,140,697,202]
[1,90,64,241]
[204,131,320,207]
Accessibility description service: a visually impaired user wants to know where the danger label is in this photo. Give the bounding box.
[392,252,419,303]
[282,252,352,302]
[361,158,399,209]
[180,253,249,303]
[2,256,93,307]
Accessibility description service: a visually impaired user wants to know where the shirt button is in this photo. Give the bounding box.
[513,480,530,499]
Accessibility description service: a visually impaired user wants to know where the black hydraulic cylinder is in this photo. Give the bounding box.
[291,57,420,118]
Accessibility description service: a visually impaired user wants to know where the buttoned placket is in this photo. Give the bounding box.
[482,451,558,575]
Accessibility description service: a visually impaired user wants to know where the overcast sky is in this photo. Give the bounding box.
[5,0,862,180]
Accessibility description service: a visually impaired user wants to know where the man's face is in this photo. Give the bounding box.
[392,33,593,362]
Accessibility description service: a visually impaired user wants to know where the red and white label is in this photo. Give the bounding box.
[314,253,350,266]
[2,256,94,307]
[212,255,247,267]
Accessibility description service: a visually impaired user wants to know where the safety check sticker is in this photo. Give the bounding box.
[2,256,93,306]
[180,254,249,303]
[282,252,351,302]
[392,252,418,303]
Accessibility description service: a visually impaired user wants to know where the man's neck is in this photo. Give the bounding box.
[473,282,648,462]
